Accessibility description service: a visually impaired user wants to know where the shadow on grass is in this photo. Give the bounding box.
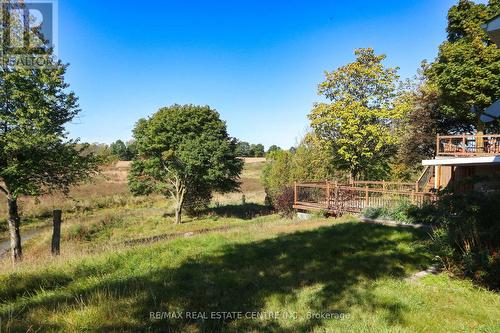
[161,203,272,220]
[1,222,432,332]
[204,203,272,220]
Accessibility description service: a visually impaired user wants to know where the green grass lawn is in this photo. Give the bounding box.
[1,217,498,332]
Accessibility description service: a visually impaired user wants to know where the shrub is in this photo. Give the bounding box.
[428,191,500,289]
[362,206,390,220]
[362,190,500,289]
[361,201,434,224]
[274,186,295,218]
[261,134,342,206]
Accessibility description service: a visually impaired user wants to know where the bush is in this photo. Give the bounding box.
[361,201,436,224]
[398,180,500,290]
[362,206,390,220]
[274,186,295,218]
[427,191,500,289]
[363,190,500,289]
[261,134,342,206]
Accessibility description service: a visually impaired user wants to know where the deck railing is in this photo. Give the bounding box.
[293,181,436,214]
[437,134,500,156]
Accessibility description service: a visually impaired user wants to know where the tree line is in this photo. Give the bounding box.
[80,139,282,161]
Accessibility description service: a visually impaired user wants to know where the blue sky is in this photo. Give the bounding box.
[59,0,462,149]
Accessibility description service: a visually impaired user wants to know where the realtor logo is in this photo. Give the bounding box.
[1,0,58,67]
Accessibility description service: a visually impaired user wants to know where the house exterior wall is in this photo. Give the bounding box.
[436,164,500,192]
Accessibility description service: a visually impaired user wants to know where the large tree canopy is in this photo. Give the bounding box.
[426,0,500,132]
[0,47,97,262]
[128,104,243,224]
[309,48,407,180]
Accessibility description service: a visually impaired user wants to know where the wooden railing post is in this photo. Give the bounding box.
[364,185,369,207]
[477,132,483,153]
[334,180,339,209]
[436,134,440,155]
[294,181,298,205]
[326,180,330,210]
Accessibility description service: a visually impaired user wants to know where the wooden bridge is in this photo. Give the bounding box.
[293,180,436,215]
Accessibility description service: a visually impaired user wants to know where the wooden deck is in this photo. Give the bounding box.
[437,134,500,156]
[293,181,436,214]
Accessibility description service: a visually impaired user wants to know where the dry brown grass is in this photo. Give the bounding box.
[0,162,131,224]
[241,157,266,164]
[213,161,266,205]
[1,160,265,223]
[0,159,268,267]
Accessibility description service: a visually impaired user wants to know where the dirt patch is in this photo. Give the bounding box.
[241,157,266,164]
[115,161,132,168]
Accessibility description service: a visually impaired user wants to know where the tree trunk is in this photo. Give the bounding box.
[175,204,182,224]
[7,197,22,263]
[172,179,186,224]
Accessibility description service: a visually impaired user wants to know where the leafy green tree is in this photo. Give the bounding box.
[261,134,342,203]
[126,140,138,160]
[0,35,97,261]
[309,48,407,180]
[235,141,251,157]
[109,140,138,161]
[128,104,243,224]
[426,0,500,133]
[394,75,442,179]
[250,143,265,157]
[266,145,281,155]
[110,140,128,160]
[261,149,293,200]
[290,134,342,182]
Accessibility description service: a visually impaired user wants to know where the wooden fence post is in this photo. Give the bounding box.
[51,210,62,256]
[364,185,369,207]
